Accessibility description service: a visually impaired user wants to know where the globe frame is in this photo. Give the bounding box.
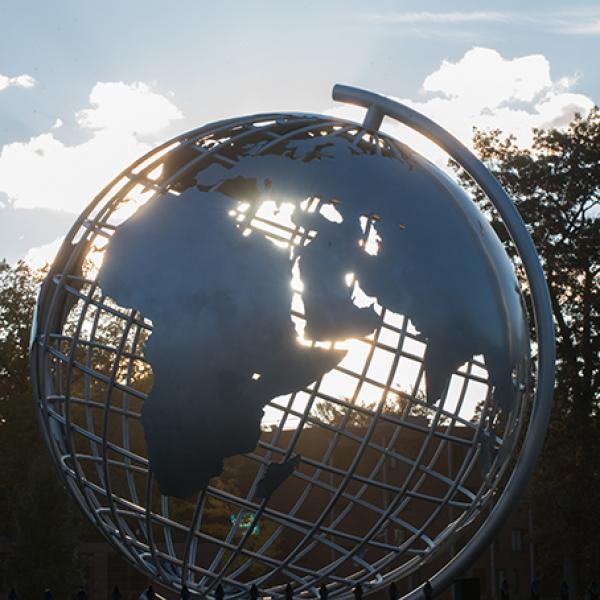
[29,84,555,599]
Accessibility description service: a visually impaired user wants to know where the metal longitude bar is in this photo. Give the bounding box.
[99,309,152,573]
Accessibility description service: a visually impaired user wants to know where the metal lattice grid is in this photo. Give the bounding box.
[32,113,530,599]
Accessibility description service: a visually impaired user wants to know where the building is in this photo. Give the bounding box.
[69,423,539,600]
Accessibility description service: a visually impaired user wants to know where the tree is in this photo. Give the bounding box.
[453,109,600,593]
[7,452,83,598]
[0,260,83,596]
[0,260,44,529]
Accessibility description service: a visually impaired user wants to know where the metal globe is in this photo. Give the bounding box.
[30,85,554,599]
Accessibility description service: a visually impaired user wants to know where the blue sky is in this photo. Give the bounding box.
[1,0,599,264]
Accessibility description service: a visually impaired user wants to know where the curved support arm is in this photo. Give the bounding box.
[332,83,555,600]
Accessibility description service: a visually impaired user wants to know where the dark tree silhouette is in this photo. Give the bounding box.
[0,261,83,597]
[453,108,600,594]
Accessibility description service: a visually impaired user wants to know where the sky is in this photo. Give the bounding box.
[0,0,599,265]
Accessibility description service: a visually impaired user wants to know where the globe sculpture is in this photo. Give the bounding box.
[30,85,555,599]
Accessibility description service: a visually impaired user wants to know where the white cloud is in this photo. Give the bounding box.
[559,18,600,35]
[364,9,600,36]
[0,72,36,91]
[366,11,510,25]
[0,81,183,214]
[24,236,63,270]
[76,81,182,134]
[423,48,551,107]
[326,47,595,164]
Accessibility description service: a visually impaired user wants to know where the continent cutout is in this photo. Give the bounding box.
[99,127,529,497]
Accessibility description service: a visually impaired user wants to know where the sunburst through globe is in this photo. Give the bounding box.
[30,85,554,599]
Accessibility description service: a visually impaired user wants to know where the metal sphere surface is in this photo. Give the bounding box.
[31,88,552,600]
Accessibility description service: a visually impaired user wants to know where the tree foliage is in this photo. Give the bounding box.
[0,260,42,524]
[453,109,600,590]
[0,260,83,597]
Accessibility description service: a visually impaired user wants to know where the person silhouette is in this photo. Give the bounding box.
[560,581,569,600]
[353,583,363,600]
[531,576,541,600]
[423,581,433,600]
[139,586,156,600]
[501,579,510,600]
[319,583,328,600]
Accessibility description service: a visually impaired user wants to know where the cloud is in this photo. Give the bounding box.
[24,236,64,270]
[0,203,74,264]
[326,47,595,164]
[76,81,182,134]
[415,48,594,146]
[0,81,183,214]
[366,11,510,25]
[558,18,600,35]
[422,48,552,107]
[0,72,36,91]
[364,8,600,36]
